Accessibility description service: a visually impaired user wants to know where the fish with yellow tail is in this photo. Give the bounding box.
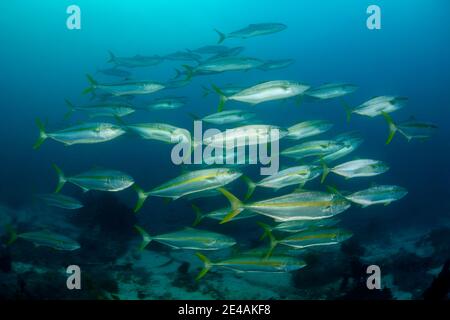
[241,165,322,200]
[327,185,408,208]
[5,226,80,251]
[194,252,306,281]
[216,187,350,224]
[382,112,437,144]
[320,159,389,183]
[257,222,353,258]
[134,225,236,251]
[133,168,242,212]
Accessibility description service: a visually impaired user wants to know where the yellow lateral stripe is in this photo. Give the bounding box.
[154,173,219,191]
[287,233,337,241]
[252,201,332,208]
[223,260,283,267]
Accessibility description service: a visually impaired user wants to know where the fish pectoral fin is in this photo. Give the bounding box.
[383,202,391,206]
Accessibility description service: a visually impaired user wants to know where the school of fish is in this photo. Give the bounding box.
[23,22,437,281]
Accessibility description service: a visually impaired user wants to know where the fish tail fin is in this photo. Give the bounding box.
[341,99,352,122]
[241,175,257,200]
[256,222,278,258]
[195,252,213,281]
[83,74,97,96]
[113,115,127,126]
[181,65,194,81]
[134,225,153,251]
[326,185,347,201]
[320,160,330,184]
[64,99,75,119]
[211,84,227,112]
[52,164,67,193]
[4,224,18,246]
[33,118,48,150]
[173,68,181,79]
[382,112,398,145]
[133,184,150,213]
[256,222,273,241]
[187,112,200,121]
[107,50,116,63]
[191,203,204,226]
[214,29,226,44]
[201,85,211,97]
[217,188,243,224]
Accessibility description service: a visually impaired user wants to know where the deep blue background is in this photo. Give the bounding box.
[0,0,449,235]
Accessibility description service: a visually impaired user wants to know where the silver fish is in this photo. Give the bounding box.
[84,74,165,97]
[347,96,408,120]
[52,164,134,193]
[318,132,363,163]
[133,168,242,212]
[64,99,135,118]
[281,140,344,160]
[259,218,341,235]
[218,188,351,223]
[108,51,162,68]
[135,225,236,251]
[343,185,408,207]
[125,123,190,144]
[260,225,353,256]
[383,112,437,144]
[192,109,256,125]
[242,165,322,199]
[259,59,295,71]
[321,159,389,183]
[35,193,83,210]
[286,120,333,140]
[33,119,125,149]
[203,124,287,148]
[144,97,186,110]
[213,80,310,111]
[190,45,239,56]
[184,56,264,79]
[7,227,80,251]
[214,23,287,43]
[191,204,256,226]
[305,83,357,100]
[195,252,306,280]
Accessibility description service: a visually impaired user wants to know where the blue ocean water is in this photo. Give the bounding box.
[0,0,449,300]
